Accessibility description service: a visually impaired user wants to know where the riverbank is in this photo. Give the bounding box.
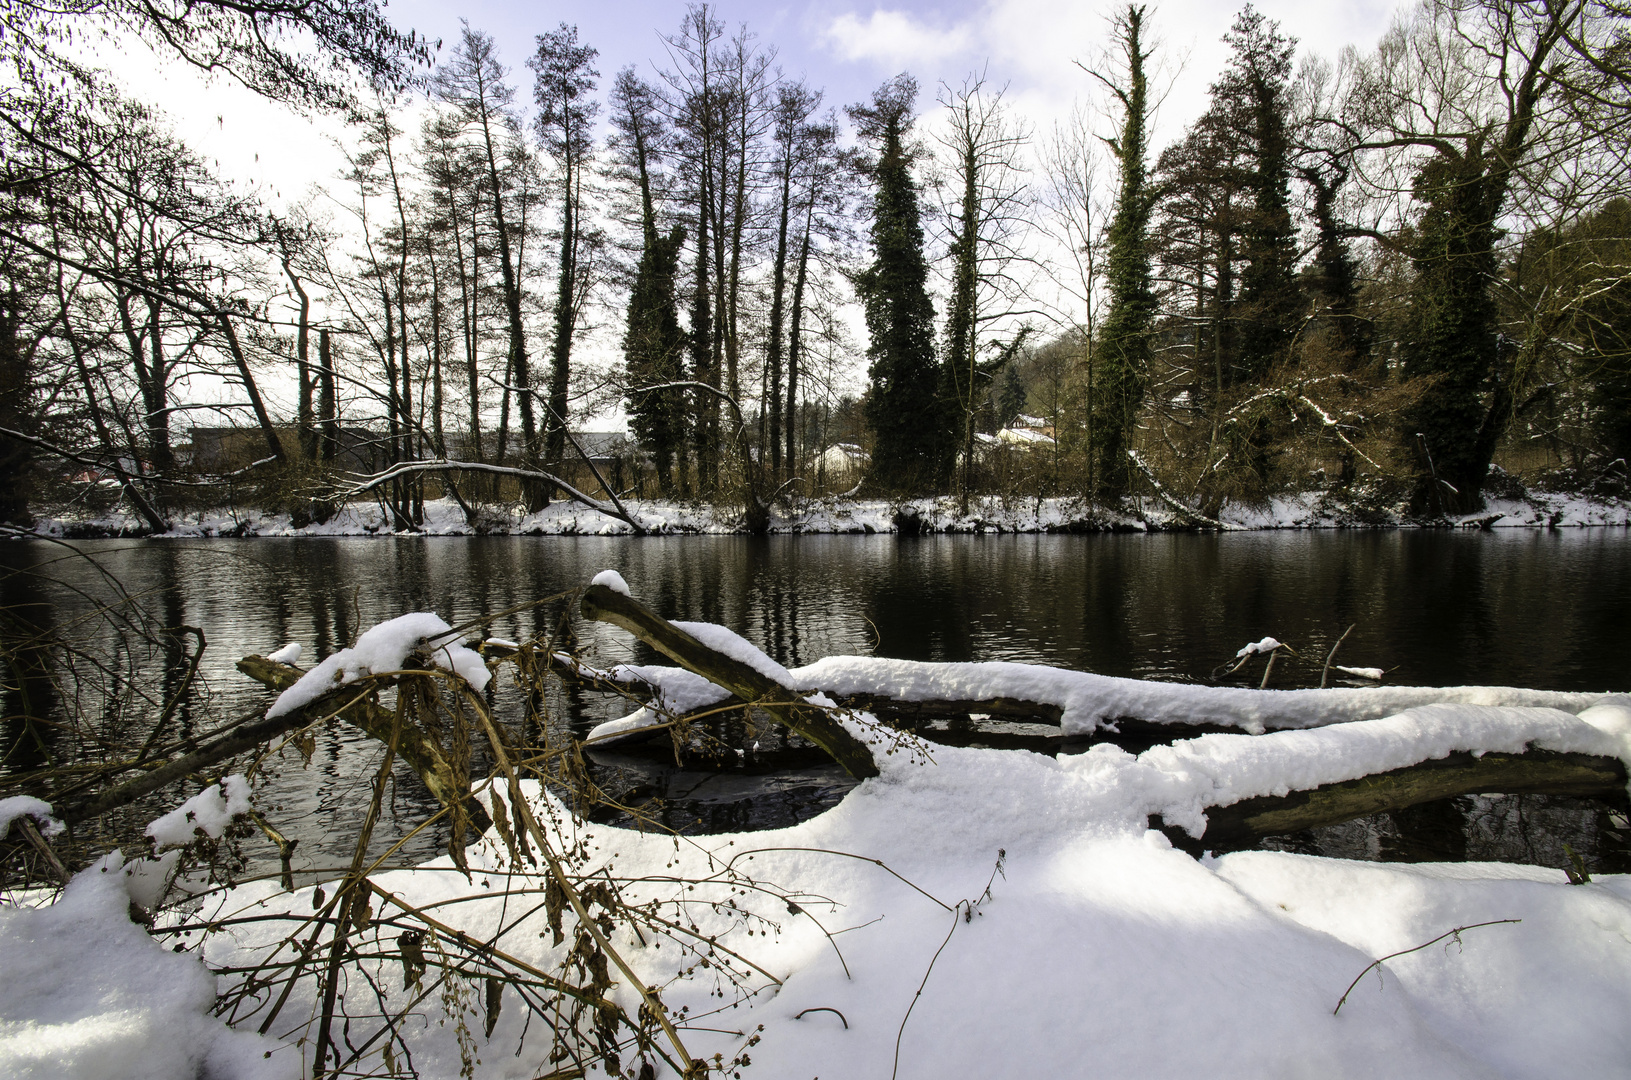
[7,659,1631,1080]
[17,484,1631,539]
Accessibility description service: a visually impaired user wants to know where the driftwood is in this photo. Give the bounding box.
[1153,748,1628,854]
[579,583,880,779]
[234,656,493,834]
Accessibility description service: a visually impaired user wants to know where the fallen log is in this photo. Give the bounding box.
[235,655,493,835]
[1152,747,1627,854]
[834,692,1064,726]
[579,583,879,779]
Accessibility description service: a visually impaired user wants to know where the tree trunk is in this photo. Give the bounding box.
[217,313,286,465]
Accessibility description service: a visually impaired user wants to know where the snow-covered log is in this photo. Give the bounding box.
[1157,748,1627,853]
[579,582,880,779]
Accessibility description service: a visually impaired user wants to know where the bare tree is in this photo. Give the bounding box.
[934,72,1038,501]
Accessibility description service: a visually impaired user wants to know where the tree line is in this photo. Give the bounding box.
[2,0,1629,533]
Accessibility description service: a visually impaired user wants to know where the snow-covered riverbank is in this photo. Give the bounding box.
[7,709,1631,1079]
[20,485,1631,539]
[6,593,1631,1079]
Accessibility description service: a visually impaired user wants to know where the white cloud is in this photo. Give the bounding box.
[823,9,976,70]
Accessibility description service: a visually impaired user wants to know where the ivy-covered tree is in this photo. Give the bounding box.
[624,226,688,495]
[1353,0,1576,512]
[849,75,946,491]
[1091,5,1158,500]
[532,23,601,483]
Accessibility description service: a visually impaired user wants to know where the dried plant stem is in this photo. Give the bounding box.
[456,681,702,1076]
[1320,624,1356,689]
[312,690,402,1079]
[1333,919,1521,1015]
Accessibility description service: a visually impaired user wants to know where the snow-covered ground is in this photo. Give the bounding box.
[19,484,1631,538]
[7,594,1631,1078]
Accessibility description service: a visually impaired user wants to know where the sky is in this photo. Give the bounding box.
[97,0,1410,215]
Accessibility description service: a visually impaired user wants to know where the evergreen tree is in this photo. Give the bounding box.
[1092,5,1157,500]
[1358,0,1574,512]
[996,363,1027,431]
[1298,155,1371,372]
[849,75,945,491]
[1215,6,1300,382]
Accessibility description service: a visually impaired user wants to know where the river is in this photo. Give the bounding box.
[4,530,1629,876]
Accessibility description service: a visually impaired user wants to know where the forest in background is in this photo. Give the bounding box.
[2,0,1630,534]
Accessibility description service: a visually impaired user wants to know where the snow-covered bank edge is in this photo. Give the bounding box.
[15,486,1631,539]
[9,594,1631,1079]
[11,698,1631,1079]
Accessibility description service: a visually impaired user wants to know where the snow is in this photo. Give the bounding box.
[266,612,490,718]
[1336,664,1386,680]
[29,486,1629,537]
[265,642,301,665]
[786,655,1610,737]
[144,775,252,849]
[18,573,1631,1078]
[0,852,290,1080]
[581,626,1618,746]
[590,568,631,596]
[177,713,1631,1079]
[0,797,63,841]
[1131,704,1625,837]
[1237,635,1283,657]
[15,634,1631,1077]
[671,621,796,687]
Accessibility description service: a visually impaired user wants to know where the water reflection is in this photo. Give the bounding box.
[3,530,1628,878]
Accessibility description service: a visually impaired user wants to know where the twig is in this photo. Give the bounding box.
[892,851,1005,1080]
[491,377,644,532]
[137,625,205,762]
[1333,919,1521,1015]
[795,1007,849,1029]
[456,683,700,1074]
[1320,624,1356,689]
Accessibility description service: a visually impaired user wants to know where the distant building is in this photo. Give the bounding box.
[186,426,387,473]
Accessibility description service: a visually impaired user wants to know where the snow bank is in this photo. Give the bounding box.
[20,680,1631,1078]
[31,483,1628,537]
[0,853,291,1080]
[266,612,490,718]
[192,717,1631,1080]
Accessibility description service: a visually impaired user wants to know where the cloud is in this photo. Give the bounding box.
[822,9,975,70]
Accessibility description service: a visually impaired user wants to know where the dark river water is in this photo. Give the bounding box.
[4,530,1629,879]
